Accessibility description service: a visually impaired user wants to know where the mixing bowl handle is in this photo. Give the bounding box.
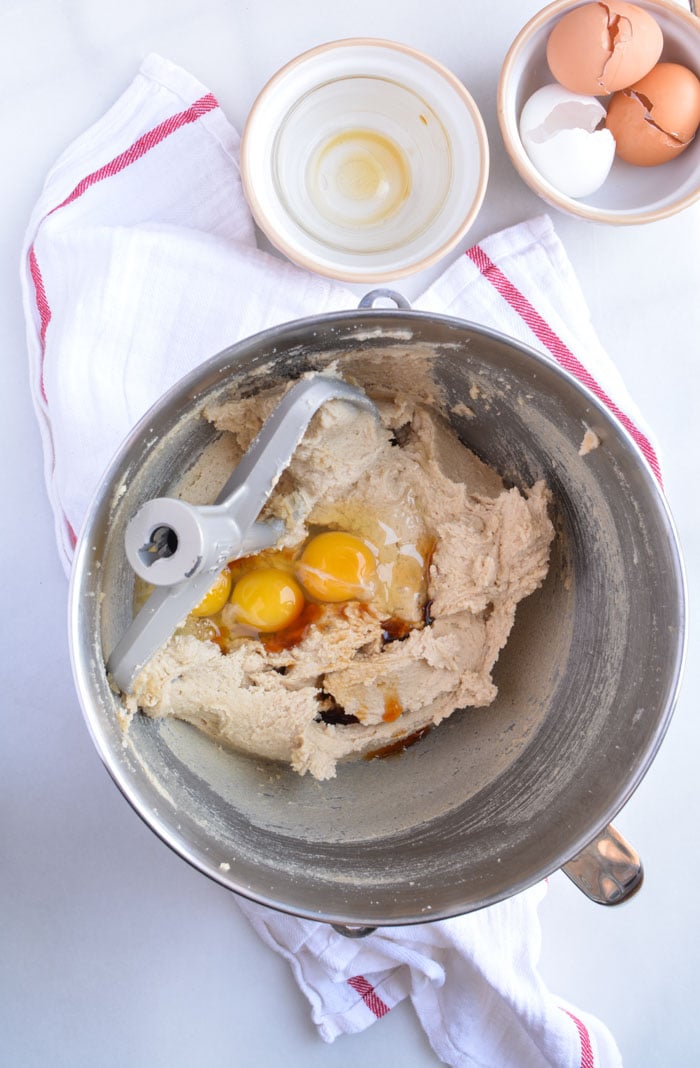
[320,825,642,938]
[358,288,412,310]
[562,823,643,905]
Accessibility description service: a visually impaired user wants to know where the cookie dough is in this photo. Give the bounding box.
[126,377,554,781]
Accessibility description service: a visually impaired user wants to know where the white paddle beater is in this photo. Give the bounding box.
[107,376,378,693]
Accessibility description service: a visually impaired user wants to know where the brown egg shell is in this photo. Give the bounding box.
[629,62,700,141]
[546,0,663,96]
[606,62,700,166]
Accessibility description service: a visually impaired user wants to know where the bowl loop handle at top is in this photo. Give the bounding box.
[358,289,412,311]
[562,823,643,906]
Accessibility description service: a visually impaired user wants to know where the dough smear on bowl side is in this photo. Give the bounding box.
[125,378,554,781]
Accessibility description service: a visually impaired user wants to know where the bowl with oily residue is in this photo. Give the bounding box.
[240,38,489,281]
[69,292,686,930]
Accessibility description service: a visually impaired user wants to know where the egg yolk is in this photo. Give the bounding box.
[297,532,376,603]
[191,569,232,617]
[229,568,305,633]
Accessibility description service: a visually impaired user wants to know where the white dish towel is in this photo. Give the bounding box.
[21,54,662,1067]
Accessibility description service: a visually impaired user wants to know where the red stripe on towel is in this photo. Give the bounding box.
[561,1007,596,1068]
[466,244,663,485]
[27,92,219,551]
[49,93,218,214]
[28,246,51,403]
[29,92,219,391]
[347,975,391,1019]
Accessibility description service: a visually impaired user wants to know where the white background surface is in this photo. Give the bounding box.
[1,1,698,1066]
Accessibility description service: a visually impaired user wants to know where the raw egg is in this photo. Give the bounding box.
[191,569,232,617]
[297,531,376,603]
[605,62,700,166]
[546,1,663,96]
[519,84,616,197]
[229,568,305,632]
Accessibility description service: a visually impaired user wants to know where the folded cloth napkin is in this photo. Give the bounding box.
[21,53,662,1067]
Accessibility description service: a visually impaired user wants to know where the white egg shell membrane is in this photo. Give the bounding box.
[519,84,616,199]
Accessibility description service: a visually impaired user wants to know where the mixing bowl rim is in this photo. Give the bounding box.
[68,305,688,925]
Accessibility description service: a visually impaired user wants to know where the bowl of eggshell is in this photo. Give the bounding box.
[498,0,700,223]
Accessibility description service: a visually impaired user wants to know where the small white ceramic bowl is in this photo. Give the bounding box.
[498,0,700,224]
[241,38,489,281]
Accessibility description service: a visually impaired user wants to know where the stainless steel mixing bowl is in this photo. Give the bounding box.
[68,296,686,927]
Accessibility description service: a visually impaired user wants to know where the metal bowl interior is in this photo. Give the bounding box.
[69,309,686,926]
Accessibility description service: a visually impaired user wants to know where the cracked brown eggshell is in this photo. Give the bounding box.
[546,1,663,96]
[605,62,700,165]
